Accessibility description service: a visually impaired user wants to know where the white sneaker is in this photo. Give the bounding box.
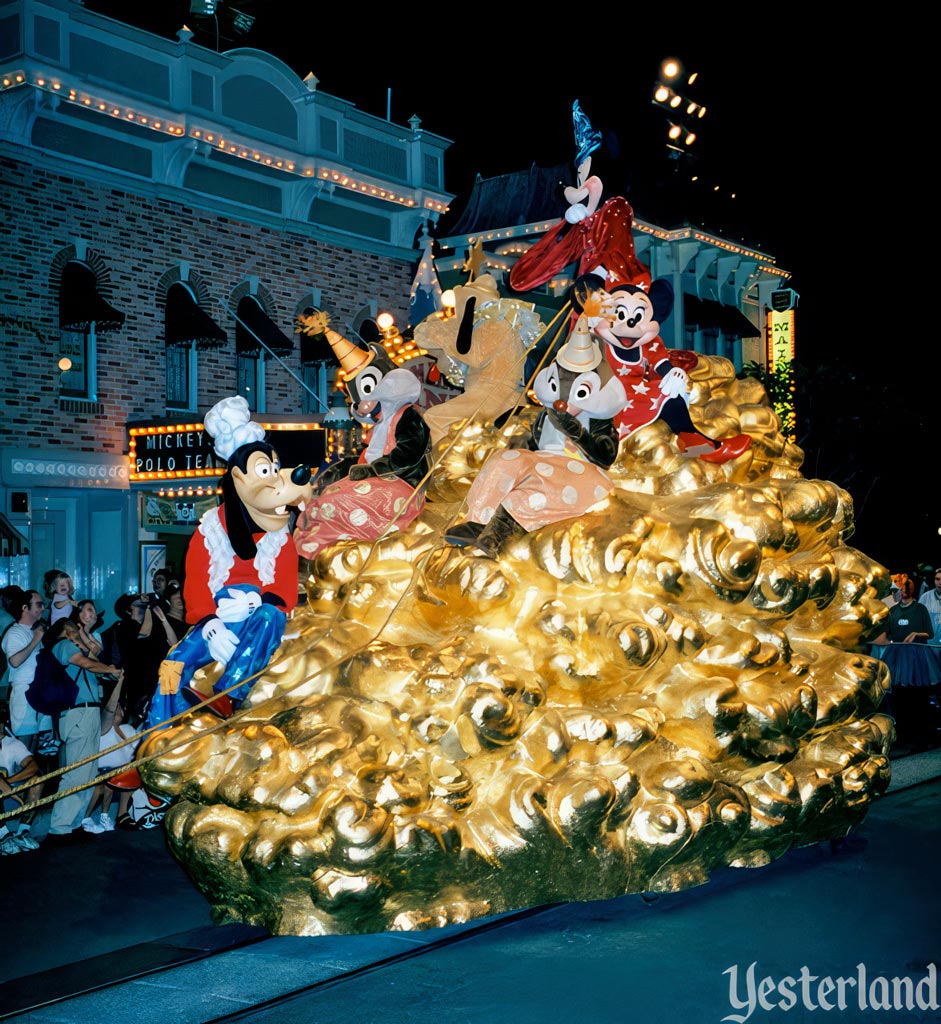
[97,812,115,832]
[0,835,22,855]
[37,733,61,756]
[80,816,106,834]
[15,825,40,850]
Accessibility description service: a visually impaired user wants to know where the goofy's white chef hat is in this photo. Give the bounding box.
[203,396,265,462]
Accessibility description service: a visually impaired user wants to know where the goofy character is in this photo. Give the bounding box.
[147,396,313,723]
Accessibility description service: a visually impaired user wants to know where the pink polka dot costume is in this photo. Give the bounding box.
[293,337,431,561]
[460,317,623,536]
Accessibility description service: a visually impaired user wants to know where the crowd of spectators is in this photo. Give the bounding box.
[0,566,185,854]
[872,566,941,753]
[3,555,940,857]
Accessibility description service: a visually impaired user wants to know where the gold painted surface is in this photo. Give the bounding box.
[139,356,893,935]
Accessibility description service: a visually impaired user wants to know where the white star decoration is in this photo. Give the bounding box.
[633,380,650,395]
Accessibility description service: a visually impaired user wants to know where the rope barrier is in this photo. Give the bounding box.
[1,299,575,825]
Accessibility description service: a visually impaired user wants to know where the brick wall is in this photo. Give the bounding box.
[0,156,414,455]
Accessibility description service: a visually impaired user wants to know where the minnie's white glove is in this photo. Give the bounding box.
[660,366,689,399]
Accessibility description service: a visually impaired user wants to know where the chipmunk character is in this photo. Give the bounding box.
[293,318,430,560]
[445,316,621,557]
[586,276,751,463]
[147,396,313,723]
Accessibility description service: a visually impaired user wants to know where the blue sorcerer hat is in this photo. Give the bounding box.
[572,99,602,167]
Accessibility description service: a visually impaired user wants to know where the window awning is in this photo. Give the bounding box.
[59,260,126,334]
[236,295,293,358]
[684,295,760,338]
[0,512,29,556]
[165,282,227,349]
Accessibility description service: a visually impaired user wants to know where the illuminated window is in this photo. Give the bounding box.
[57,257,125,402]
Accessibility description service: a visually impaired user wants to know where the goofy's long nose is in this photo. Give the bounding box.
[291,464,312,486]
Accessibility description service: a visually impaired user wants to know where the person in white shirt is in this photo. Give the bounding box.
[918,568,941,643]
[0,728,42,853]
[0,589,50,750]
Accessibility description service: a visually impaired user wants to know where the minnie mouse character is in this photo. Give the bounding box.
[585,275,751,463]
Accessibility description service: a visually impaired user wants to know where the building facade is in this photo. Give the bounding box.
[0,0,452,611]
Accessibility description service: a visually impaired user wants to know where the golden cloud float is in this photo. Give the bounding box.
[139,356,893,935]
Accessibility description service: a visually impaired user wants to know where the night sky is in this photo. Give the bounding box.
[74,4,931,572]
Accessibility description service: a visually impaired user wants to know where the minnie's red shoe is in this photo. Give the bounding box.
[699,434,752,464]
[677,431,713,454]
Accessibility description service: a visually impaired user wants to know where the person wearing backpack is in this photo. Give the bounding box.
[43,618,122,845]
[0,589,50,753]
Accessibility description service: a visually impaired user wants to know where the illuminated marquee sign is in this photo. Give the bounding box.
[128,423,222,482]
[127,420,327,484]
[767,309,796,370]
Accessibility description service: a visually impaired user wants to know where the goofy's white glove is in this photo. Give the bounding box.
[215,587,262,624]
[201,617,239,665]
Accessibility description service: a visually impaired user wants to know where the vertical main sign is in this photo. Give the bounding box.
[767,289,797,370]
[766,290,798,443]
[768,309,796,369]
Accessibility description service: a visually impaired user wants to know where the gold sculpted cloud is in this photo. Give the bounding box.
[138,355,892,935]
